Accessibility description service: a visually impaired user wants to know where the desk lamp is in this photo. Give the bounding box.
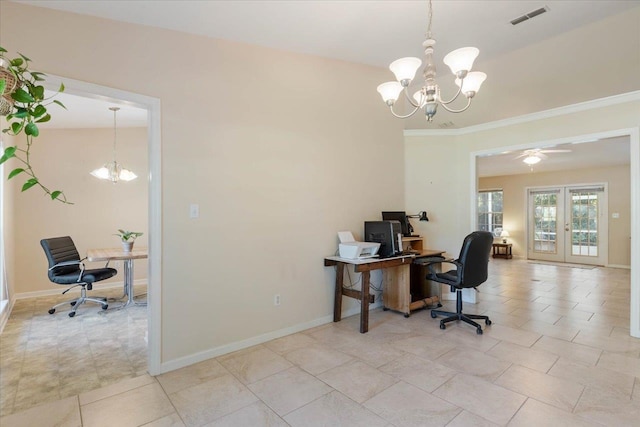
[407,211,429,235]
[500,229,510,244]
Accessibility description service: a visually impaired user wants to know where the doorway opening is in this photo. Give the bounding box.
[40,76,162,374]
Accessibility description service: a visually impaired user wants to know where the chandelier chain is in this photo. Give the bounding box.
[426,0,433,39]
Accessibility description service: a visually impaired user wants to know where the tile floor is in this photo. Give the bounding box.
[2,259,640,426]
[0,285,148,417]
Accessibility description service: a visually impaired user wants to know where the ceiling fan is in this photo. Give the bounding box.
[514,148,571,165]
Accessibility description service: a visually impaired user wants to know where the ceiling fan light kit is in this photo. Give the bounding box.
[515,148,572,167]
[377,0,486,122]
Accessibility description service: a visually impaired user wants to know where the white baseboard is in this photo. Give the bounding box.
[607,264,631,269]
[14,279,146,300]
[0,297,15,334]
[157,302,381,375]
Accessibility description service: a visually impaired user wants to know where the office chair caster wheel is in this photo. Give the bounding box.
[404,313,410,318]
[486,319,492,325]
[476,327,483,335]
[70,301,77,306]
[48,308,55,315]
[439,322,446,330]
[383,307,389,311]
[431,311,438,319]
[102,304,108,310]
[68,312,76,318]
[437,303,442,308]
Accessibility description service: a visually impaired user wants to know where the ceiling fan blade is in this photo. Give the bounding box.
[539,149,572,153]
[538,152,549,159]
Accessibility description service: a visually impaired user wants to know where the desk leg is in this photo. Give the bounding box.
[334,263,344,323]
[361,271,370,333]
[114,259,146,309]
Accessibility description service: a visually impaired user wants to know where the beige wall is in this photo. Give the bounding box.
[405,101,640,258]
[480,164,631,266]
[9,128,148,294]
[0,3,405,363]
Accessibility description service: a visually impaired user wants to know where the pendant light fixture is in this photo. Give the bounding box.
[90,107,137,183]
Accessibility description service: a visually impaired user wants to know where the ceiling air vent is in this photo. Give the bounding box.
[510,6,549,25]
[438,121,455,129]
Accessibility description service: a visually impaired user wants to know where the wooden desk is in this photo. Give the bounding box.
[492,243,513,259]
[87,247,147,308]
[324,249,444,333]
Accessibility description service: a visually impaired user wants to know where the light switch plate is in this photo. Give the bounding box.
[190,204,199,218]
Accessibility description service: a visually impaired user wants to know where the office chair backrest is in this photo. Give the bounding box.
[41,236,82,278]
[457,231,494,287]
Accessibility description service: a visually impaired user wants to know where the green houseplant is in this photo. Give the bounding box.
[115,229,143,252]
[0,45,69,203]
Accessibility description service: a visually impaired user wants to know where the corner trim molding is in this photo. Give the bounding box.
[404,90,640,137]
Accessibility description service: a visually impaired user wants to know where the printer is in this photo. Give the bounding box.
[337,231,380,259]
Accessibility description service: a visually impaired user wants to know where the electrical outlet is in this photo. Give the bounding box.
[274,294,281,306]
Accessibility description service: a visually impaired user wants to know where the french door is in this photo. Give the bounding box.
[527,185,607,266]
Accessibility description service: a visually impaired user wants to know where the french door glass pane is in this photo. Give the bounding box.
[571,192,598,256]
[533,193,557,253]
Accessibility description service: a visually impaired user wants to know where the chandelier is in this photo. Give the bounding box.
[376,0,486,122]
[90,107,137,183]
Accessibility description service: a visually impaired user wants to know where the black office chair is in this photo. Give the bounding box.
[425,231,494,334]
[41,236,117,317]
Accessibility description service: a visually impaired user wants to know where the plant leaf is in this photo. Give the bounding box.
[0,47,7,53]
[12,109,28,119]
[18,53,31,62]
[11,58,24,67]
[0,79,5,95]
[32,85,44,100]
[0,146,17,164]
[25,122,39,137]
[11,88,34,103]
[53,99,67,109]
[33,104,46,117]
[7,168,24,179]
[50,190,62,200]
[21,178,38,192]
[35,114,51,123]
[10,122,23,134]
[59,82,65,92]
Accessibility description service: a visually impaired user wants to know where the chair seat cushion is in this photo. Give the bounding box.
[50,267,117,285]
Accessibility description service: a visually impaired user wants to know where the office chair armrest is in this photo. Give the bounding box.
[49,260,87,282]
[48,260,82,271]
[418,256,449,276]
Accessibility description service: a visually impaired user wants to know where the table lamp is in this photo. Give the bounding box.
[500,229,510,244]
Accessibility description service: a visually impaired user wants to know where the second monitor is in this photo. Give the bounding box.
[381,211,415,237]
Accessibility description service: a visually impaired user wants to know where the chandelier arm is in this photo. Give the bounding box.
[438,85,464,106]
[402,87,421,108]
[439,96,472,114]
[388,104,421,119]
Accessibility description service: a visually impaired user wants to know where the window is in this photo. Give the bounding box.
[478,190,503,235]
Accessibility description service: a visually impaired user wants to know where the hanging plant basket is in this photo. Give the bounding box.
[0,57,18,116]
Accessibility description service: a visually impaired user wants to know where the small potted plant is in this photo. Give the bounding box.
[115,229,143,252]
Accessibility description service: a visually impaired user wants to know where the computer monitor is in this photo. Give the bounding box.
[364,221,402,258]
[381,211,413,237]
